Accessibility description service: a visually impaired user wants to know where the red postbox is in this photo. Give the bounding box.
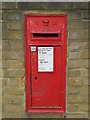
[25,14,67,115]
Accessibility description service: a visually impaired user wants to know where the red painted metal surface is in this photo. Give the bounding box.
[25,14,67,114]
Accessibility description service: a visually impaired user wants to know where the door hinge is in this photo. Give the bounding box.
[30,71,32,95]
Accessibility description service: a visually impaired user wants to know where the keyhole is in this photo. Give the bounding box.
[35,76,37,80]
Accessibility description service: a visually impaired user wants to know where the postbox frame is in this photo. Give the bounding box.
[25,14,67,113]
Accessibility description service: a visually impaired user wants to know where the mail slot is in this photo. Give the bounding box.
[25,14,67,114]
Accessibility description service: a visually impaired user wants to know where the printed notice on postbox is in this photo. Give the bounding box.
[38,47,53,72]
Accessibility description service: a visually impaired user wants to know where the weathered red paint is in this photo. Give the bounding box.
[25,14,67,114]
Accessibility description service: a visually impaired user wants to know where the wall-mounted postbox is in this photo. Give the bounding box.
[25,14,67,114]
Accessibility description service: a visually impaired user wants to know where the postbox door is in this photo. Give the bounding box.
[31,46,62,107]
